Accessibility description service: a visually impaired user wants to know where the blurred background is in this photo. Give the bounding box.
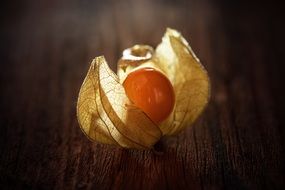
[0,0,284,189]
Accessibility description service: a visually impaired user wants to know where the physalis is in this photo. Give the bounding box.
[77,28,210,149]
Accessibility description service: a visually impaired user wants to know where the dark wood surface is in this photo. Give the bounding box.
[1,0,285,189]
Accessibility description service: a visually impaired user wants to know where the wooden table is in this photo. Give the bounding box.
[1,0,284,189]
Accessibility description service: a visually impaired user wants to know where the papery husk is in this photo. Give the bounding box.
[77,28,210,148]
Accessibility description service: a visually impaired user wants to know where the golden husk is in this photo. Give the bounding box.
[77,28,210,149]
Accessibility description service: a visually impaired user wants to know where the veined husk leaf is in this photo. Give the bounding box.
[77,56,162,149]
[154,28,210,135]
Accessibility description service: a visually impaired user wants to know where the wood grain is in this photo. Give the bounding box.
[1,0,284,189]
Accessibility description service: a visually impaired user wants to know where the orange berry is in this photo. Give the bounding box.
[123,67,175,124]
